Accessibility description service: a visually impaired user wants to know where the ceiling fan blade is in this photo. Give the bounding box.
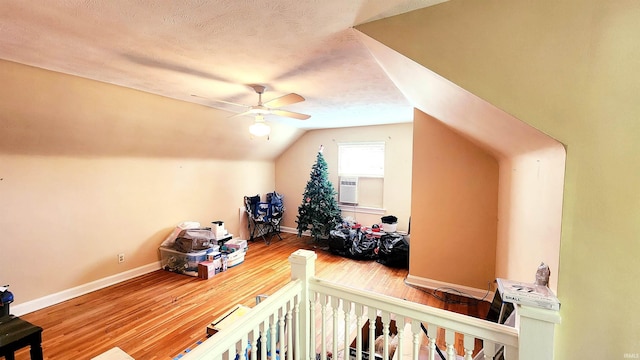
[263,93,305,108]
[229,110,253,118]
[271,109,311,120]
[191,94,247,108]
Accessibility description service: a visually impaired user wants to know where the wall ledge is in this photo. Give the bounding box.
[405,274,494,301]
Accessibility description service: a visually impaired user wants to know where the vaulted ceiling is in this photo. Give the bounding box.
[0,1,446,133]
[1,0,561,162]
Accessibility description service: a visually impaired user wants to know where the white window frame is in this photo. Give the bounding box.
[337,141,385,210]
[338,141,385,178]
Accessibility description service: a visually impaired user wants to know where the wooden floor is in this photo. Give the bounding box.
[16,233,489,360]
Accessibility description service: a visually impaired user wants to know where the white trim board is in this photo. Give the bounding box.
[12,262,161,316]
[405,274,494,301]
[279,227,320,239]
[280,226,300,234]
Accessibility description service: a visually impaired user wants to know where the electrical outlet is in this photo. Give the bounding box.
[118,253,125,263]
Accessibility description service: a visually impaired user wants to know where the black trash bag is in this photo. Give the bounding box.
[348,233,379,260]
[377,232,409,268]
[328,228,353,256]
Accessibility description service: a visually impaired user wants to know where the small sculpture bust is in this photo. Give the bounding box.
[535,262,551,286]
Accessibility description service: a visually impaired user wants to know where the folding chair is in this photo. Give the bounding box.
[244,192,284,245]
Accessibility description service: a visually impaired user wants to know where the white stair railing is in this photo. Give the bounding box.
[309,278,518,360]
[180,279,302,360]
[180,250,560,360]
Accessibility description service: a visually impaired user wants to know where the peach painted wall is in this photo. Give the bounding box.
[0,61,275,305]
[410,109,498,290]
[496,148,565,292]
[275,124,413,233]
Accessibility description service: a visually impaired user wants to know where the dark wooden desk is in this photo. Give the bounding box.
[0,316,43,360]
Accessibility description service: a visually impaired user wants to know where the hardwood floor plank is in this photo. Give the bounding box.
[15,233,489,359]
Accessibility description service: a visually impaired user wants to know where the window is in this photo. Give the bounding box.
[338,142,385,177]
[338,142,385,209]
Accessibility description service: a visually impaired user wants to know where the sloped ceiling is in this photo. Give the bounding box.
[355,9,565,160]
[356,33,563,160]
[0,1,446,139]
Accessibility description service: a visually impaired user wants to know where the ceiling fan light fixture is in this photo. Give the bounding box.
[249,117,271,137]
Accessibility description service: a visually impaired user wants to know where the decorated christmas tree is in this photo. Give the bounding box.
[296,146,342,241]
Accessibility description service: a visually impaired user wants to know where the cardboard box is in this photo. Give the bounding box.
[198,260,217,279]
[206,251,223,274]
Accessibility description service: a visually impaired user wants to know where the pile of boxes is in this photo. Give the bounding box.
[159,221,247,279]
[196,239,248,279]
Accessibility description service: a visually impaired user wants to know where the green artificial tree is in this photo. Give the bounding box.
[296,146,343,242]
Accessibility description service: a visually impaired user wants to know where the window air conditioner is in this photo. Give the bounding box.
[339,177,358,204]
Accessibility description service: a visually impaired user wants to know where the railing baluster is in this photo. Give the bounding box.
[320,294,328,360]
[463,334,474,360]
[343,300,352,360]
[355,304,365,360]
[381,311,390,360]
[269,313,278,360]
[286,300,294,360]
[396,316,405,360]
[260,320,268,360]
[240,334,248,360]
[445,329,456,359]
[367,307,377,360]
[411,320,421,360]
[278,308,285,360]
[294,296,302,360]
[309,292,316,360]
[251,327,259,360]
[427,324,437,360]
[331,297,340,360]
[482,340,496,359]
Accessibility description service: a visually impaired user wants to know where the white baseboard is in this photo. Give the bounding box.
[279,225,296,234]
[280,226,306,235]
[405,274,494,301]
[12,261,161,316]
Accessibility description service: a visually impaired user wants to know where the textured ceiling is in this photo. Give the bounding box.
[0,0,446,130]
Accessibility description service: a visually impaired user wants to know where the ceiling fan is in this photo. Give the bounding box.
[192,84,310,137]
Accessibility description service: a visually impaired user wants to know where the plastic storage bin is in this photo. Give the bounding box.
[226,251,246,267]
[159,246,218,276]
